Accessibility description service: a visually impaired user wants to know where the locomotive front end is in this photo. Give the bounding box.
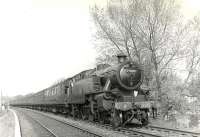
[94,54,150,127]
[116,61,143,91]
[114,60,147,109]
[111,56,150,127]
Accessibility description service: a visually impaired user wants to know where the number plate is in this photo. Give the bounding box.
[135,101,151,108]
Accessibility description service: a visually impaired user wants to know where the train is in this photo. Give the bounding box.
[10,54,152,127]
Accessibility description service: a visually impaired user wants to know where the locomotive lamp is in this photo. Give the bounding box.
[132,90,138,108]
[134,90,138,97]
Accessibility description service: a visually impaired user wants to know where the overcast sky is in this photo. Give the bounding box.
[0,0,199,97]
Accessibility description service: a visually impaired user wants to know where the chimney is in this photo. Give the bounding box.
[117,53,127,63]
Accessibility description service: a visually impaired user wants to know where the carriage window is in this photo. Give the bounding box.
[65,86,68,94]
[67,87,70,96]
[71,82,74,87]
[54,89,56,95]
[45,90,48,96]
[46,90,49,96]
[55,87,58,95]
[52,89,55,95]
[55,86,59,95]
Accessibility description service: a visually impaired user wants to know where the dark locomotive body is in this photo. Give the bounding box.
[10,55,152,127]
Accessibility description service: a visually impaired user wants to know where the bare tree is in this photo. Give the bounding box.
[91,0,189,102]
[184,16,200,84]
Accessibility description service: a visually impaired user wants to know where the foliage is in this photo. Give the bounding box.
[91,0,200,115]
[91,0,187,100]
[188,73,200,100]
[189,114,199,128]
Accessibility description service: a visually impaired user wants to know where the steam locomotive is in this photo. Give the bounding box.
[10,54,152,127]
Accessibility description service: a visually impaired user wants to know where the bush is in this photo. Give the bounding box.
[189,114,199,128]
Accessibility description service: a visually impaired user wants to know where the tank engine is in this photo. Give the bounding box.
[67,54,150,127]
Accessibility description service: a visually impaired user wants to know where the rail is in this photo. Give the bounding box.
[148,125,200,137]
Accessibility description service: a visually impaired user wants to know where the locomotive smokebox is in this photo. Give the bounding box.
[116,61,143,90]
[96,54,143,91]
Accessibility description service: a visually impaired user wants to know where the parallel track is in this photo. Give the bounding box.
[90,122,164,137]
[146,125,200,137]
[80,118,200,137]
[97,123,200,137]
[16,108,200,137]
[20,108,161,137]
[19,109,105,137]
[21,112,58,137]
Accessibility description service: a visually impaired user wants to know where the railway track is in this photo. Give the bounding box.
[126,126,199,137]
[90,122,164,137]
[146,125,200,137]
[15,108,200,137]
[83,118,200,137]
[33,110,163,137]
[21,112,58,137]
[17,108,162,137]
[94,123,200,137]
[16,108,106,137]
